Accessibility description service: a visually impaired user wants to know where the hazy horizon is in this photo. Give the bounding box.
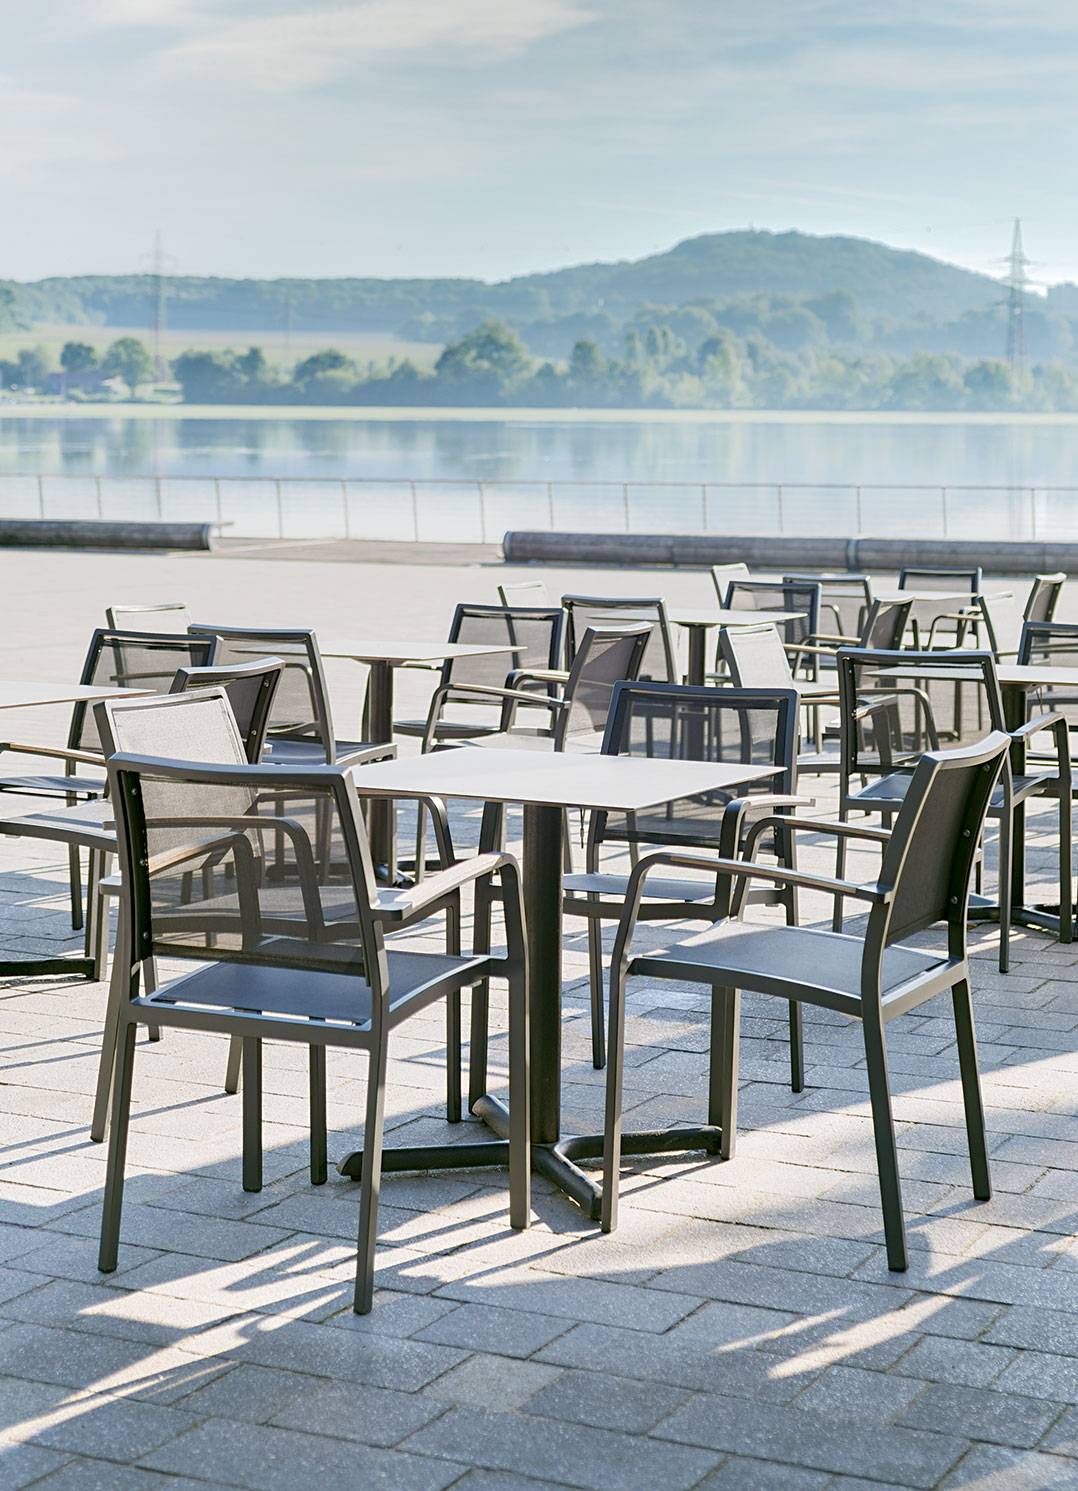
[6,2,1078,287]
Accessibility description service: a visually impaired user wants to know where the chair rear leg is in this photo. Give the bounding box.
[98,1020,137,1272]
[242,1038,262,1193]
[224,1036,242,1094]
[69,844,83,931]
[788,1002,805,1093]
[145,957,162,1043]
[309,1045,327,1185]
[91,916,133,1144]
[1058,787,1073,945]
[587,916,605,1070]
[831,809,848,932]
[951,979,991,1200]
[468,880,493,1112]
[507,962,531,1230]
[413,801,427,884]
[998,813,1012,975]
[709,985,740,1160]
[446,900,462,1123]
[861,1015,907,1270]
[600,959,630,1233]
[354,1032,389,1314]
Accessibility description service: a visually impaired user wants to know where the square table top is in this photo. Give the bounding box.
[320,640,522,666]
[620,608,805,629]
[873,588,1013,606]
[0,681,150,710]
[352,746,780,813]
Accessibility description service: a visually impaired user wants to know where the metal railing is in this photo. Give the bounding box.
[0,474,1074,544]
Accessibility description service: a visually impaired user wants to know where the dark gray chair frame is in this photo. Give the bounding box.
[98,745,530,1313]
[897,566,985,651]
[561,682,807,1075]
[562,594,678,683]
[169,658,284,765]
[601,730,1012,1268]
[784,573,874,641]
[834,647,1072,972]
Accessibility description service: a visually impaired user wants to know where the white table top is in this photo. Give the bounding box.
[874,588,1013,606]
[620,608,806,629]
[353,747,779,813]
[0,682,148,710]
[320,640,521,666]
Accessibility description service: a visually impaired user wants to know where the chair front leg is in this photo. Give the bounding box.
[91,909,133,1144]
[507,960,531,1231]
[242,1038,262,1193]
[1058,786,1073,945]
[354,1027,389,1314]
[600,954,630,1234]
[446,896,462,1123]
[950,978,991,1201]
[69,843,83,931]
[98,1019,137,1272]
[861,1011,907,1270]
[709,984,740,1159]
[587,915,605,1070]
[309,1045,327,1185]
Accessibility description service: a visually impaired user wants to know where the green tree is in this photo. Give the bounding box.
[293,348,356,384]
[884,353,963,410]
[0,285,17,333]
[60,341,98,374]
[963,359,1013,410]
[172,350,245,402]
[101,337,154,396]
[434,320,531,400]
[14,347,51,390]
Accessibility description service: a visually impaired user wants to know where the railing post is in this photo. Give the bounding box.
[855,484,863,533]
[700,483,708,529]
[214,478,222,526]
[38,475,45,519]
[623,482,631,533]
[776,484,784,534]
[478,481,487,544]
[411,481,420,542]
[547,481,555,530]
[341,480,350,539]
[275,479,284,538]
[940,487,948,538]
[95,476,103,519]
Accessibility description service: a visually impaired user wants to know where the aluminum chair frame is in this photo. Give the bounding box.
[562,594,679,683]
[897,566,985,651]
[601,730,1011,1269]
[98,747,530,1313]
[106,603,191,632]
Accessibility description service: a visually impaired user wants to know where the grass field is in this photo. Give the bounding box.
[0,323,443,372]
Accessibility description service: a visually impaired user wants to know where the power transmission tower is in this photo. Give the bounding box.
[1004,218,1029,372]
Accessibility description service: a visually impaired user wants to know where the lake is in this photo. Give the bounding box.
[1,408,1077,540]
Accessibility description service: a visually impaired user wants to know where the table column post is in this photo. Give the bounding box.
[522,802,563,1145]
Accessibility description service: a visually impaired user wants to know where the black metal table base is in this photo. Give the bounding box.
[0,955,95,980]
[336,1094,724,1221]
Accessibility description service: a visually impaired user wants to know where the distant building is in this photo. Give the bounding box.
[44,369,125,397]
[1045,283,1078,317]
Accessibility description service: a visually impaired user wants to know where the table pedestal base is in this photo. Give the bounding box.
[336,1094,724,1221]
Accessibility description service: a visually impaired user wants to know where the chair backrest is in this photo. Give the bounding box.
[1017,620,1078,730]
[719,624,794,689]
[442,603,564,690]
[562,595,678,683]
[497,579,550,608]
[71,630,217,753]
[169,659,283,764]
[724,581,820,647]
[860,597,913,650]
[784,573,873,639]
[107,748,375,986]
[710,563,751,605]
[836,647,1003,786]
[594,681,799,850]
[556,623,652,748]
[865,731,1010,961]
[1023,573,1066,625]
[898,566,983,596]
[188,625,339,759]
[106,603,191,633]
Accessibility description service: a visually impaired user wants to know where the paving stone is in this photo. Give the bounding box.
[895,1334,1017,1388]
[795,1364,926,1423]
[27,1397,198,1461]
[0,1440,70,1489]
[413,1302,571,1358]
[897,1381,1063,1449]
[423,1354,562,1410]
[525,1367,690,1433]
[940,1444,1078,1488]
[433,1266,700,1333]
[696,1460,831,1490]
[270,1377,446,1446]
[141,1416,464,1491]
[994,1350,1078,1404]
[401,1402,719,1491]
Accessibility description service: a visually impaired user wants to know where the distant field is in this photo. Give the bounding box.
[0,323,444,371]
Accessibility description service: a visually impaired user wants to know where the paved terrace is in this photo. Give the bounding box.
[0,545,1075,1491]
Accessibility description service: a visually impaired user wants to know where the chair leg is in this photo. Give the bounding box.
[91,915,133,1144]
[354,1030,389,1314]
[788,1001,805,1093]
[998,813,1012,975]
[507,961,531,1231]
[861,1014,907,1270]
[469,879,492,1111]
[83,849,98,960]
[831,809,848,932]
[413,801,427,884]
[224,1036,242,1094]
[309,1044,327,1186]
[951,979,991,1200]
[601,959,629,1233]
[587,917,606,1070]
[1058,787,1073,945]
[69,843,83,931]
[709,985,740,1159]
[241,1038,262,1193]
[446,899,462,1123]
[98,1020,136,1272]
[145,957,162,1043]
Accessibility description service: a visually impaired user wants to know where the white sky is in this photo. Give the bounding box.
[4,0,1078,287]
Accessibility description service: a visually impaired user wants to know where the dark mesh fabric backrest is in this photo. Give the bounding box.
[191,629,328,747]
[883,750,997,943]
[840,650,1000,779]
[1019,622,1078,729]
[785,575,871,639]
[73,632,215,752]
[446,605,561,690]
[720,625,794,688]
[1024,575,1065,625]
[863,599,911,650]
[560,626,649,744]
[726,582,819,647]
[171,662,282,763]
[112,760,368,979]
[563,597,676,682]
[600,686,794,847]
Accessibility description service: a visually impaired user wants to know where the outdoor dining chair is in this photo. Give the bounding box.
[562,594,679,683]
[717,622,840,766]
[897,566,985,650]
[599,730,1011,1272]
[833,647,1071,972]
[106,603,191,633]
[96,691,530,1313]
[0,629,215,932]
[497,578,551,609]
[994,575,1067,660]
[709,562,751,606]
[560,682,807,1075]
[783,573,874,642]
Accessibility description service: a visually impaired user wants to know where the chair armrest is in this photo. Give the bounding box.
[507,667,570,687]
[374,850,509,921]
[0,741,104,769]
[743,813,892,857]
[1011,711,1072,779]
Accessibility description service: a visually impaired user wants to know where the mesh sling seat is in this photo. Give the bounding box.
[188,625,393,770]
[97,705,530,1313]
[0,629,215,933]
[834,648,1072,973]
[561,683,808,1076]
[599,730,1012,1269]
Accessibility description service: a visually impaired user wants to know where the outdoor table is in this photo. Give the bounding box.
[873,588,1013,605]
[320,638,521,878]
[624,607,808,686]
[0,680,150,978]
[339,746,779,1217]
